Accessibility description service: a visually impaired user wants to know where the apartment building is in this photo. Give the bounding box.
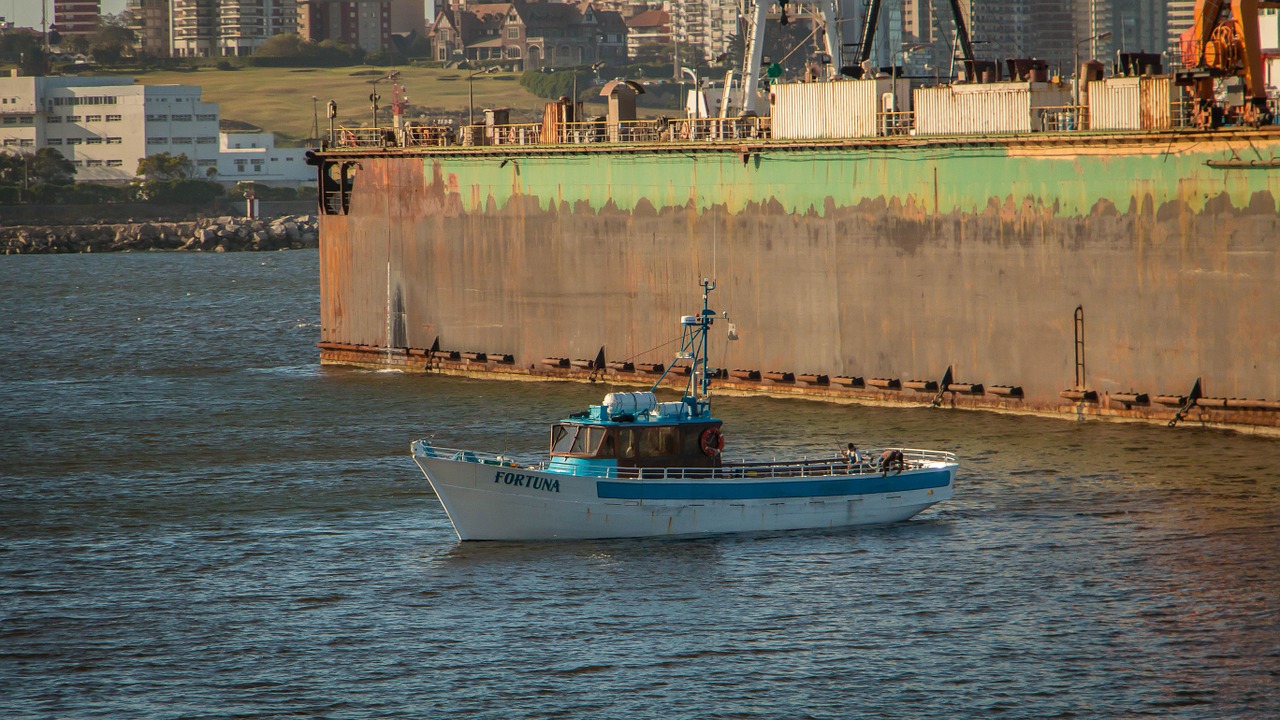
[295,0,429,53]
[126,0,172,57]
[170,0,299,57]
[220,0,300,55]
[1166,0,1196,57]
[669,0,737,64]
[53,0,102,37]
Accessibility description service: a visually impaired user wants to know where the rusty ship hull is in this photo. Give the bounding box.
[313,129,1280,432]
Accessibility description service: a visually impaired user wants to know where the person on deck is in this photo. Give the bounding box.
[880,448,906,476]
[841,443,862,470]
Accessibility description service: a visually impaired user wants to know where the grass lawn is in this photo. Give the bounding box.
[128,66,574,145]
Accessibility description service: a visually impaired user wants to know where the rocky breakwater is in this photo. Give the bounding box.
[1,215,319,255]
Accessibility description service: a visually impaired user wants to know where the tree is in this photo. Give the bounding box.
[63,33,91,56]
[255,33,308,57]
[30,148,77,185]
[0,152,27,185]
[89,23,135,65]
[0,148,76,188]
[136,152,194,181]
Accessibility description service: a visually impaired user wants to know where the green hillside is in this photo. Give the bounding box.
[128,66,562,145]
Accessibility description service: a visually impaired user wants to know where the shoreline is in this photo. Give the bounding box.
[0,215,318,254]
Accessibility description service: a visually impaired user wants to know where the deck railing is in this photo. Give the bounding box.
[329,93,1236,153]
[413,441,955,481]
[328,115,773,151]
[878,110,915,136]
[1037,105,1087,132]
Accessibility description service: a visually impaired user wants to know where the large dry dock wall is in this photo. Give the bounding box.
[316,131,1280,430]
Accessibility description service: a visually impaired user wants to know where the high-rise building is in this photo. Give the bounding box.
[670,0,738,65]
[297,0,393,54]
[1106,0,1167,58]
[170,0,218,57]
[218,0,299,56]
[1166,0,1197,61]
[125,0,171,58]
[169,0,298,58]
[53,0,102,36]
[1030,0,1074,72]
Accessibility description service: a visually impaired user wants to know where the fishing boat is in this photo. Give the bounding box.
[411,280,957,541]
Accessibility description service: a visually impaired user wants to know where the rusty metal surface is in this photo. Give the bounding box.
[316,130,1280,431]
[1089,76,1174,130]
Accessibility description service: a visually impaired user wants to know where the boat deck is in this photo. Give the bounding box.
[413,442,955,480]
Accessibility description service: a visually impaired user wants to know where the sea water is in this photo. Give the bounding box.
[2,251,1278,718]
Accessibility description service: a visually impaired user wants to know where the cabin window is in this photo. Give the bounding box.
[682,427,706,455]
[640,426,679,457]
[573,426,607,454]
[552,424,615,457]
[551,424,576,453]
[617,429,637,459]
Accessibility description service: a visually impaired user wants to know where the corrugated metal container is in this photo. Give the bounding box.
[914,82,1072,136]
[770,78,908,139]
[1087,76,1173,130]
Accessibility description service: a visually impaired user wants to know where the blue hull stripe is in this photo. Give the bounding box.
[595,469,952,501]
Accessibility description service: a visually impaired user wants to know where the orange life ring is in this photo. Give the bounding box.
[700,427,725,456]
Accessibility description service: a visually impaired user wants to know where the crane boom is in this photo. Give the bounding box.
[740,0,842,114]
[855,0,883,64]
[947,0,975,64]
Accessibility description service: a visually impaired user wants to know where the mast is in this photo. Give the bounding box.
[692,277,716,403]
[649,278,718,416]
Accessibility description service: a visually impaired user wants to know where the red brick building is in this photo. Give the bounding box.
[53,0,102,37]
[431,0,627,69]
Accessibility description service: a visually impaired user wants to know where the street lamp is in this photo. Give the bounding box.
[1074,31,1112,107]
[571,60,606,117]
[468,66,498,127]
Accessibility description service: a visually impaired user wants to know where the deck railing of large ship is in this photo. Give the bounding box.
[414,442,955,481]
[330,115,773,150]
[326,93,1224,153]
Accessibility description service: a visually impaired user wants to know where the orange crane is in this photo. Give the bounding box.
[1178,0,1280,127]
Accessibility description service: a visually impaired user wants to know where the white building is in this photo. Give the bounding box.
[0,74,220,183]
[0,74,310,187]
[217,131,312,185]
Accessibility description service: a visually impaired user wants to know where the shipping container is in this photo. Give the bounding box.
[770,78,909,140]
[1087,76,1173,131]
[914,82,1072,136]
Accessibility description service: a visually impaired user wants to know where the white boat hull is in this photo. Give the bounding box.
[412,451,955,541]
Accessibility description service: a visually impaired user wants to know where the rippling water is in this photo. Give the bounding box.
[2,251,1278,719]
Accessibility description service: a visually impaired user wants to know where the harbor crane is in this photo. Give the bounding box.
[740,0,842,114]
[738,0,989,114]
[1177,0,1280,127]
[848,0,980,80]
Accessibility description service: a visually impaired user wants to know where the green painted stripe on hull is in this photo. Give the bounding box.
[429,136,1280,218]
